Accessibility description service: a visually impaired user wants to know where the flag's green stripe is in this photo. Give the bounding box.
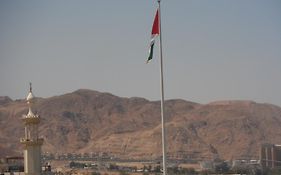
[147,43,155,63]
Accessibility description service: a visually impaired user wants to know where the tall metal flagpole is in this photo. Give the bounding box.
[157,0,167,175]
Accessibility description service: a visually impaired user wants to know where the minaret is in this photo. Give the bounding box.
[20,83,43,175]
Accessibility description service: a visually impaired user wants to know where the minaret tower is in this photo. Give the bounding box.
[20,83,43,175]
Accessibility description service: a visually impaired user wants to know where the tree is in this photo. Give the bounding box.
[215,162,229,173]
[154,165,161,173]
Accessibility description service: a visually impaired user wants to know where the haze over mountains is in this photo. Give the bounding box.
[1,89,281,160]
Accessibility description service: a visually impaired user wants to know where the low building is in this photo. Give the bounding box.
[0,156,24,173]
[260,144,281,168]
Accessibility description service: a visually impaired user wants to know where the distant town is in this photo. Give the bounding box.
[1,143,281,175]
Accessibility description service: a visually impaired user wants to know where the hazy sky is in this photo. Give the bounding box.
[0,0,281,106]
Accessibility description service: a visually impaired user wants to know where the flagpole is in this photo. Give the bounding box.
[157,0,167,175]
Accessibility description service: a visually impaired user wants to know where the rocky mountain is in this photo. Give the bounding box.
[1,89,281,161]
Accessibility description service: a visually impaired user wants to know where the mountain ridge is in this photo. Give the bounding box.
[0,89,281,161]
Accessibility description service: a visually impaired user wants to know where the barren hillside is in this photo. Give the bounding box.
[1,89,281,160]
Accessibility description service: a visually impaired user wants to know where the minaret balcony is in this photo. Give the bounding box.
[22,115,40,124]
[20,138,44,146]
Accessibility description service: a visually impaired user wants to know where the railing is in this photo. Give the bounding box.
[20,138,44,146]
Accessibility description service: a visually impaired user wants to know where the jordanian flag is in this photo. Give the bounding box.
[147,9,159,63]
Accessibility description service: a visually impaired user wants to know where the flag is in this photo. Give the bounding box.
[147,9,159,63]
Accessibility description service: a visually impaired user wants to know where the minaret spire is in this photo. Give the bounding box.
[26,82,35,117]
[29,82,32,93]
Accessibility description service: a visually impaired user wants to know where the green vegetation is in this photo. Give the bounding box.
[69,161,85,169]
[118,170,130,175]
[167,167,198,175]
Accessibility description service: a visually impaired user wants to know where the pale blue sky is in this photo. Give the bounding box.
[0,0,281,106]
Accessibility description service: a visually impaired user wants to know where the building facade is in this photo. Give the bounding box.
[260,144,281,169]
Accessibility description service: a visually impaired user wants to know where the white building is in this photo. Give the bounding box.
[20,83,43,175]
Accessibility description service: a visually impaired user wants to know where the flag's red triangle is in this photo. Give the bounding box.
[151,9,159,35]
